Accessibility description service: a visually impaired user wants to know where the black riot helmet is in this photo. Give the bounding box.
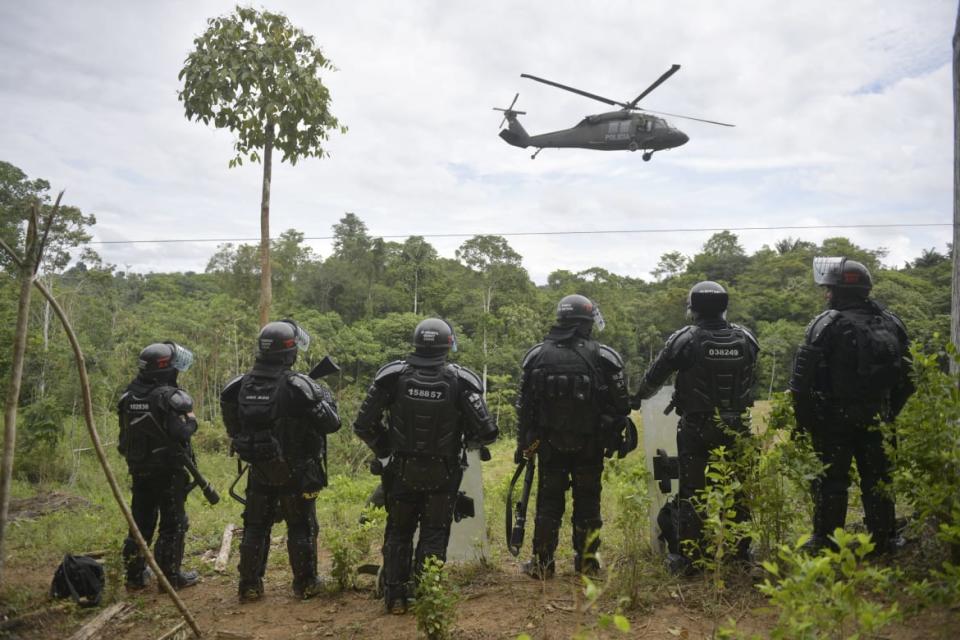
[813,257,872,300]
[137,342,194,381]
[412,318,457,357]
[556,294,605,331]
[257,319,311,365]
[687,281,729,320]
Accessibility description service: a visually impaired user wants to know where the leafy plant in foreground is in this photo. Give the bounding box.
[687,444,753,596]
[752,530,899,639]
[414,556,459,640]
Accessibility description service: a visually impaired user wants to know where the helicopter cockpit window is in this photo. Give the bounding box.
[644,120,653,132]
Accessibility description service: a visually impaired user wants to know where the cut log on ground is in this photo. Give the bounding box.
[214,523,236,572]
[0,601,71,632]
[67,602,130,640]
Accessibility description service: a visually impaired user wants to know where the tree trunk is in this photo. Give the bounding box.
[0,216,37,586]
[768,354,777,399]
[952,0,960,372]
[258,124,275,329]
[413,268,419,315]
[39,275,52,398]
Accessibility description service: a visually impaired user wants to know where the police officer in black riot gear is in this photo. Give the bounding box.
[790,257,914,555]
[353,318,498,614]
[516,295,632,578]
[221,320,341,602]
[118,342,200,590]
[632,281,759,575]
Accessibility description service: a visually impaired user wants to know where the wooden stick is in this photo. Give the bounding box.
[214,523,235,572]
[156,620,188,640]
[66,602,129,640]
[0,236,203,638]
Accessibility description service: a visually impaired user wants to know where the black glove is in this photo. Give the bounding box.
[630,394,643,410]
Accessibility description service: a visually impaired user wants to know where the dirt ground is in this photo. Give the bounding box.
[3,550,959,640]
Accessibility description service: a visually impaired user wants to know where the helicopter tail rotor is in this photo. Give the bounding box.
[493,93,527,129]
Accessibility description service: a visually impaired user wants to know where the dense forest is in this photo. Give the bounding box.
[3,157,960,639]
[0,159,952,478]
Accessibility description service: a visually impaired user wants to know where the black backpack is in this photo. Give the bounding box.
[50,554,105,607]
[830,308,903,402]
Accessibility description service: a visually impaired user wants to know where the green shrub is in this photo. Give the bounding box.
[883,343,960,564]
[414,556,459,640]
[752,529,899,639]
[323,505,382,591]
[742,395,824,558]
[687,445,753,595]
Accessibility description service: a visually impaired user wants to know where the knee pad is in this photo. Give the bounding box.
[386,496,420,535]
[242,491,277,529]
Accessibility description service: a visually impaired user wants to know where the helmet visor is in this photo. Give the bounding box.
[447,322,458,353]
[812,257,845,287]
[592,306,606,332]
[167,342,194,372]
[285,321,311,352]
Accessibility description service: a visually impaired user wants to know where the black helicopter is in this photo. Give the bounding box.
[495,64,734,160]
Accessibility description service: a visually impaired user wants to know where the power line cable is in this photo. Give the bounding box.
[88,221,952,245]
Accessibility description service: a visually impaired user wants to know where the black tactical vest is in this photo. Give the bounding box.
[385,365,463,491]
[118,382,176,475]
[825,308,903,406]
[531,338,601,448]
[237,365,322,486]
[675,326,755,415]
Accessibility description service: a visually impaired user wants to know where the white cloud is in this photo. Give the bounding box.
[0,0,953,282]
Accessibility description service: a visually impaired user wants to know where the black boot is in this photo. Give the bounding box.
[289,534,325,599]
[155,532,198,590]
[384,582,413,614]
[238,533,269,602]
[521,555,555,579]
[382,539,414,611]
[812,488,848,551]
[863,493,896,557]
[665,552,696,577]
[573,524,601,576]
[122,537,151,590]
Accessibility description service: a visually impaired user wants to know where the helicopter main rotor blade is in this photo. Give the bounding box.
[520,73,627,108]
[639,107,736,127]
[626,64,681,109]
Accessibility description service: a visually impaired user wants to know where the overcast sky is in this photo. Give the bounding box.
[0,1,954,283]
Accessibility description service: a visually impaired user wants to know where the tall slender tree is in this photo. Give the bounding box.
[456,235,526,393]
[952,0,960,371]
[178,6,345,327]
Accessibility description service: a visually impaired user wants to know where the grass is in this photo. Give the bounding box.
[5,399,956,640]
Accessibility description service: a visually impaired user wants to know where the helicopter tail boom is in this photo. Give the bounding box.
[499,127,529,148]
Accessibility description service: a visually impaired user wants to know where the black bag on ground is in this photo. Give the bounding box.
[50,554,104,607]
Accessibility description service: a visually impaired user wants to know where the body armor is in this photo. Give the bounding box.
[529,339,601,446]
[674,325,757,415]
[233,364,327,488]
[823,308,904,406]
[386,365,463,490]
[118,382,184,476]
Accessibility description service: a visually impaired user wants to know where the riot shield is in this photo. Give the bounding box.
[641,385,678,553]
[446,450,488,562]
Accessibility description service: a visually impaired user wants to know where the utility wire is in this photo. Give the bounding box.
[88,222,952,245]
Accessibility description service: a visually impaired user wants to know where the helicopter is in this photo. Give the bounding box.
[494,64,734,160]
